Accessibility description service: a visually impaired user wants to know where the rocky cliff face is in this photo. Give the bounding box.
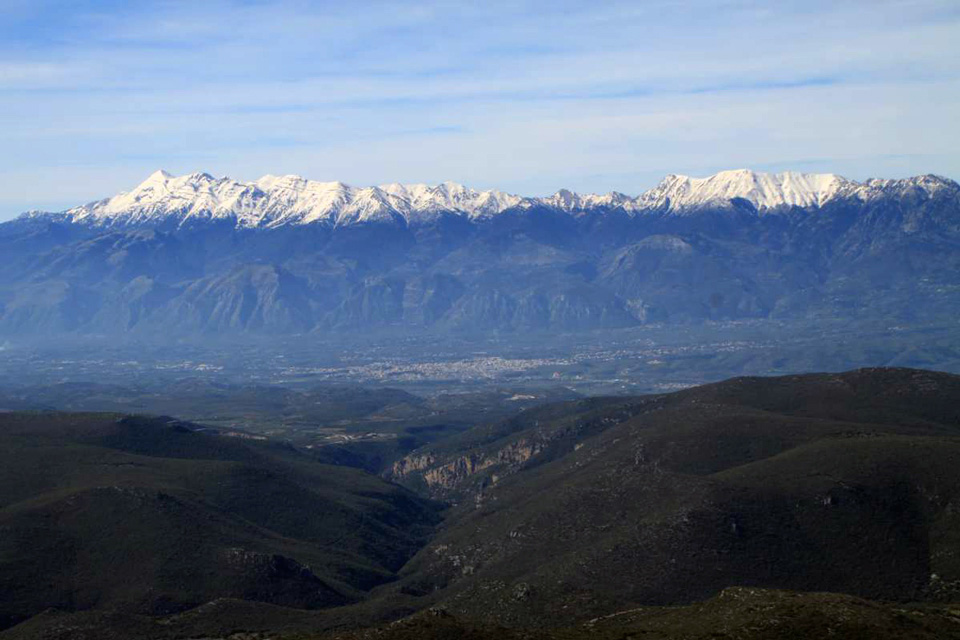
[391,369,960,627]
[388,439,544,497]
[386,399,652,501]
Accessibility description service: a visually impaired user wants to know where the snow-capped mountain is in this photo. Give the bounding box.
[33,168,956,230]
[635,169,850,211]
[57,170,529,229]
[1,166,957,337]
[378,181,525,221]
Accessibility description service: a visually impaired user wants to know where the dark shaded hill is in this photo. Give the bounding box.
[386,368,960,624]
[14,588,960,640]
[4,368,960,639]
[0,382,580,474]
[0,413,442,630]
[0,382,427,431]
[320,588,960,640]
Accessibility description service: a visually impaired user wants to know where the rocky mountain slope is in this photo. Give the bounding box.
[10,589,960,640]
[385,368,960,626]
[1,169,957,335]
[3,368,960,640]
[321,590,960,640]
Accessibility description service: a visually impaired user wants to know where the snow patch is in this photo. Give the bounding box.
[37,169,958,229]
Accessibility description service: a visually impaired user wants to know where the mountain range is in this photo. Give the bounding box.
[20,168,954,228]
[1,168,958,335]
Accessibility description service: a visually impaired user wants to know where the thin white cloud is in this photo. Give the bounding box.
[0,0,958,218]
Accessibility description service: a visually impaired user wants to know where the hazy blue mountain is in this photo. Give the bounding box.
[1,169,957,336]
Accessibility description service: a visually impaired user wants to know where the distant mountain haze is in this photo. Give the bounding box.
[1,169,957,335]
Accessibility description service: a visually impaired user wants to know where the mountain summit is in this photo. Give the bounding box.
[27,169,957,230]
[1,167,957,336]
[57,171,527,229]
[637,169,849,211]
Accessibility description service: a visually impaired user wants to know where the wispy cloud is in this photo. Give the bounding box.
[1,0,958,218]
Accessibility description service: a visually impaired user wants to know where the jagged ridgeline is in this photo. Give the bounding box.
[1,169,957,334]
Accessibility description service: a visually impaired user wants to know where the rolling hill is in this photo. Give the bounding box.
[385,368,960,625]
[0,413,441,630]
[3,367,960,639]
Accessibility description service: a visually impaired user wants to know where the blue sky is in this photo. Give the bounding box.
[1,0,959,219]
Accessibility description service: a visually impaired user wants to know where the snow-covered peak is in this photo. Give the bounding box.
[66,170,266,227]
[55,171,530,229]
[636,169,851,212]
[860,174,959,197]
[29,168,956,230]
[254,175,357,226]
[146,169,174,182]
[545,189,632,212]
[378,181,523,219]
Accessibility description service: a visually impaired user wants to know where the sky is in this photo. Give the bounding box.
[1,0,959,219]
